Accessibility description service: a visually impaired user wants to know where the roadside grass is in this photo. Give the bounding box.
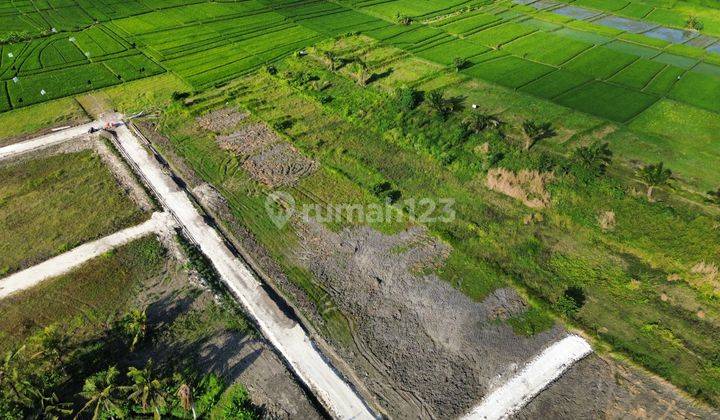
[0,97,88,144]
[0,236,164,352]
[0,150,147,275]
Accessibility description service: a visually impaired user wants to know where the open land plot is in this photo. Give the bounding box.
[0,150,147,276]
[0,97,89,146]
[0,231,322,418]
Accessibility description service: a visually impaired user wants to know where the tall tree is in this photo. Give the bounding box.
[572,141,613,175]
[120,309,147,352]
[124,360,167,419]
[463,111,503,134]
[637,162,672,201]
[522,120,556,150]
[76,367,125,420]
[708,187,720,205]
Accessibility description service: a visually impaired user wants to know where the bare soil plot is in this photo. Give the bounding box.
[196,107,248,133]
[293,222,564,418]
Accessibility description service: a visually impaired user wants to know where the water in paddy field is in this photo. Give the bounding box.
[512,0,720,54]
[644,26,698,43]
[594,15,658,33]
[553,5,601,20]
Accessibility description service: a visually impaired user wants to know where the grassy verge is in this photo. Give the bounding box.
[0,236,164,352]
[0,150,147,275]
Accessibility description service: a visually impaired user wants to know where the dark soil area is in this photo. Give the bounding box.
[516,354,720,419]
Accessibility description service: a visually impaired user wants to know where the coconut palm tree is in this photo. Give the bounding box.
[120,309,147,352]
[35,325,70,368]
[1,346,41,408]
[176,381,196,420]
[522,120,556,150]
[707,188,720,205]
[38,392,73,420]
[572,141,613,175]
[76,367,124,420]
[321,50,340,71]
[463,112,503,134]
[123,360,167,419]
[637,162,672,201]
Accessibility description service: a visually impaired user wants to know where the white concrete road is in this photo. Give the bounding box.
[462,334,593,420]
[0,121,98,160]
[0,212,172,299]
[113,125,375,420]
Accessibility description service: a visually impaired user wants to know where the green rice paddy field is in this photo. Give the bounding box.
[3,0,720,410]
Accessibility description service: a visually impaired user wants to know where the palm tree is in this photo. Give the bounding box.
[76,367,125,420]
[452,56,469,72]
[522,120,557,150]
[176,381,196,419]
[637,162,672,201]
[120,309,147,352]
[707,188,720,205]
[349,60,369,86]
[463,112,503,134]
[38,392,73,420]
[427,90,455,120]
[572,141,613,175]
[321,50,339,71]
[35,325,70,368]
[1,346,41,408]
[123,360,167,419]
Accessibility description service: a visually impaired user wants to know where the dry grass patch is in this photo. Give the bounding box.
[243,143,318,188]
[486,168,553,209]
[196,107,247,133]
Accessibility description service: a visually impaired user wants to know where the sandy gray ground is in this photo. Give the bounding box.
[516,354,720,419]
[293,222,565,418]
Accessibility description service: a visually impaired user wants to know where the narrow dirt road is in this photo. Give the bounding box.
[0,122,98,160]
[462,335,592,420]
[112,124,375,420]
[0,212,172,299]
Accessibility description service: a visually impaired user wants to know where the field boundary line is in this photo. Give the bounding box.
[0,212,172,300]
[462,334,592,420]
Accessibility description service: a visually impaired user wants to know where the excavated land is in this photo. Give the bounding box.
[516,354,720,419]
[242,142,318,187]
[196,107,248,133]
[293,221,565,418]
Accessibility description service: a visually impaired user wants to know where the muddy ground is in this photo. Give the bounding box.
[293,221,565,418]
[516,354,720,419]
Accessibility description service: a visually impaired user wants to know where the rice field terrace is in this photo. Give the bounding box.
[3,0,720,417]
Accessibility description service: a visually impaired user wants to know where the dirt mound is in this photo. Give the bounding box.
[217,123,279,158]
[293,222,563,418]
[486,168,553,209]
[197,107,248,133]
[243,143,318,187]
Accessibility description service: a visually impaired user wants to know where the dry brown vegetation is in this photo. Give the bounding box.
[486,168,553,209]
[196,107,247,132]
